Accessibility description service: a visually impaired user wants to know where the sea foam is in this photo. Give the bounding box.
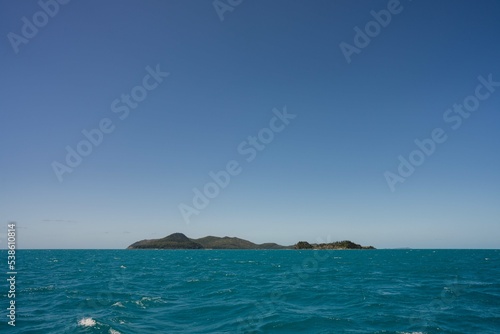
[78,317,96,327]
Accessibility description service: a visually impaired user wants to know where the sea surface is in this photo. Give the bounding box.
[1,249,499,333]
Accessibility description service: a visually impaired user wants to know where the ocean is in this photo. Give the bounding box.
[1,249,499,333]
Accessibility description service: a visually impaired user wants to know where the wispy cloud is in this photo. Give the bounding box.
[42,219,78,223]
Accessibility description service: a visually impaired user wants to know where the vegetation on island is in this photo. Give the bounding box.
[294,240,375,250]
[127,233,375,250]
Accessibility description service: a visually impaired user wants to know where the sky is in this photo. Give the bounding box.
[0,0,499,249]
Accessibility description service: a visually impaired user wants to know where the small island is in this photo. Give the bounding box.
[127,233,375,250]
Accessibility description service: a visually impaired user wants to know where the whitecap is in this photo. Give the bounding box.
[112,302,124,308]
[109,329,121,334]
[78,317,96,327]
[134,300,144,308]
[120,265,126,269]
[140,296,164,303]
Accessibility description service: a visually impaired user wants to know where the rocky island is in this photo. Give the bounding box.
[127,233,375,250]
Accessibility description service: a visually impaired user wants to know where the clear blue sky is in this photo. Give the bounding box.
[1,0,499,249]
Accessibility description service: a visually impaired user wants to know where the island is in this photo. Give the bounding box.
[127,233,375,250]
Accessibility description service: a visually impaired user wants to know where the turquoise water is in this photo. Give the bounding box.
[1,249,499,333]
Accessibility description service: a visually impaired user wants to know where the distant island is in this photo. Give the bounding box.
[127,233,375,250]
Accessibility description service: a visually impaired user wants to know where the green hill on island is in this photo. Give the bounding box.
[127,233,203,249]
[127,233,287,250]
[127,233,375,250]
